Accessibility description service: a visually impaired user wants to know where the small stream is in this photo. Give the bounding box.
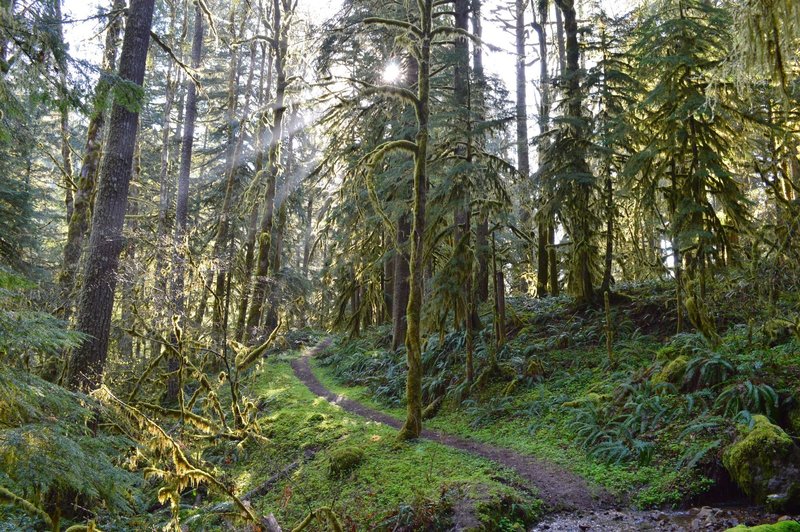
[531,506,799,531]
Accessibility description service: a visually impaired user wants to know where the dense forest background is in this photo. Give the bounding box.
[1,0,800,530]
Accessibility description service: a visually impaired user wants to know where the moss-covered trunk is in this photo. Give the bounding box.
[399,0,433,441]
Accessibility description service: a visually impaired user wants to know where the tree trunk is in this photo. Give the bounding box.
[391,214,411,350]
[212,41,257,342]
[245,0,290,341]
[58,0,124,318]
[167,5,203,401]
[515,0,532,292]
[151,61,178,359]
[454,0,474,383]
[118,143,141,359]
[472,0,489,305]
[532,0,552,298]
[399,0,433,442]
[302,194,314,278]
[66,0,155,390]
[235,39,272,342]
[555,0,593,305]
[549,223,559,295]
[600,174,614,294]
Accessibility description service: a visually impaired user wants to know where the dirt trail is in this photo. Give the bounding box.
[289,339,609,512]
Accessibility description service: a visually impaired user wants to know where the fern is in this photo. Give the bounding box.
[714,381,779,419]
[0,366,140,527]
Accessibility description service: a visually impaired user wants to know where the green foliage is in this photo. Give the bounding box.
[726,521,800,532]
[463,397,514,429]
[110,78,147,113]
[0,366,140,527]
[0,268,84,373]
[683,352,735,390]
[714,381,779,419]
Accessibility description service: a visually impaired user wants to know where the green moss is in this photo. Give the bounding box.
[313,358,687,507]
[227,356,539,529]
[561,392,610,408]
[723,415,800,510]
[328,446,364,478]
[726,521,800,531]
[651,355,688,385]
[655,345,679,361]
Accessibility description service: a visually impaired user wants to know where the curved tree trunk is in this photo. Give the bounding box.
[398,0,433,441]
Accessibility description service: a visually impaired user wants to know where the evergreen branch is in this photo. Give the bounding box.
[0,486,53,529]
[358,82,420,107]
[430,26,499,52]
[362,17,423,38]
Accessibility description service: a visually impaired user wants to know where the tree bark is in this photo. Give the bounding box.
[555,0,593,304]
[391,214,411,351]
[167,5,203,401]
[67,0,155,390]
[212,39,257,342]
[399,0,433,441]
[58,0,124,318]
[532,0,552,298]
[235,38,272,342]
[515,0,532,292]
[245,0,290,341]
[472,0,490,305]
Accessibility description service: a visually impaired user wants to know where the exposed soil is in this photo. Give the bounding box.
[289,339,609,512]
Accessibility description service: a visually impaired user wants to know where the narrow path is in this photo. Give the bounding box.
[289,339,611,512]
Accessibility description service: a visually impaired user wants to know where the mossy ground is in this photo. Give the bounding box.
[726,521,800,531]
[312,354,706,508]
[185,353,541,530]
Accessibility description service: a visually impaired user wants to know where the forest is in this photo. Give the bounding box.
[1,0,800,529]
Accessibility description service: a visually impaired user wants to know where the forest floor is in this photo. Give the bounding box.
[287,339,798,531]
[290,340,606,511]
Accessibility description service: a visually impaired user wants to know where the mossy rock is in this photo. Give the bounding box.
[726,521,800,531]
[651,355,688,385]
[722,415,800,512]
[655,344,680,362]
[328,446,365,479]
[562,392,611,408]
